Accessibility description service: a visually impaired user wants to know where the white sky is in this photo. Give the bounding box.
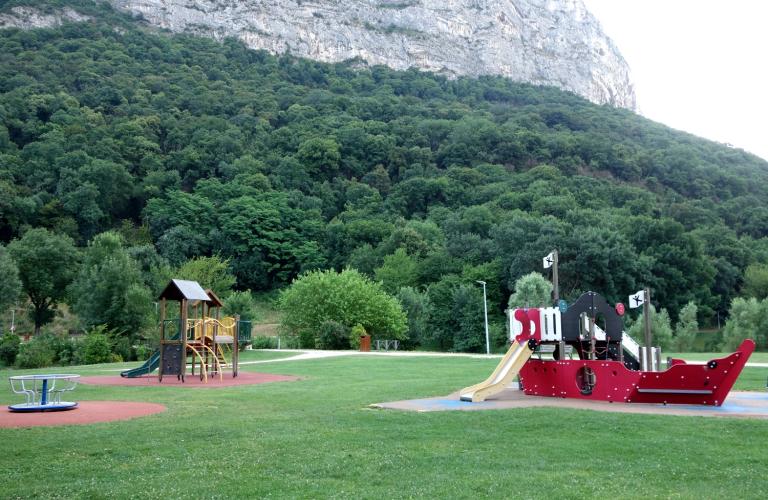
[582,0,768,162]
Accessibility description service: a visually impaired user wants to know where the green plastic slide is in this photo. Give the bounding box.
[120,350,160,378]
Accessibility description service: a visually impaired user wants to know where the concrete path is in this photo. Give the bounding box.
[240,350,768,367]
[238,349,506,366]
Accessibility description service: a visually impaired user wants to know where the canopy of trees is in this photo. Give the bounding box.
[2,0,768,351]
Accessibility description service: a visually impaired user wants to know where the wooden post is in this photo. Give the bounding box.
[644,288,653,372]
[213,305,219,375]
[234,313,240,378]
[181,298,188,382]
[159,297,165,382]
[618,340,623,364]
[552,249,559,304]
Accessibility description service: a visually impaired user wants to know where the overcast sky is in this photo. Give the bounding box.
[582,0,768,162]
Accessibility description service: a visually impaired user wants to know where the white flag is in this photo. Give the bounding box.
[543,252,555,269]
[629,290,646,308]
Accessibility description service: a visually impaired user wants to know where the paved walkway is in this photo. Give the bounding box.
[240,350,768,367]
[238,349,505,366]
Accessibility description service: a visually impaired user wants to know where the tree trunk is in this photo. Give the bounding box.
[34,323,40,336]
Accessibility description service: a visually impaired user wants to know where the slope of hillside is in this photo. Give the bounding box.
[1,0,767,340]
[2,0,638,109]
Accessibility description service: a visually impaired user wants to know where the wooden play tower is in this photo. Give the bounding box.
[157,279,251,383]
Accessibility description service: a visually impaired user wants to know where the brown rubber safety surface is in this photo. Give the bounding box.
[0,401,166,428]
[79,370,300,388]
[374,389,768,419]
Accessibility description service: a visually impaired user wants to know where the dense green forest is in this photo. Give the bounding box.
[2,0,768,356]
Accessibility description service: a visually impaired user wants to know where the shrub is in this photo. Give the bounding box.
[223,290,260,323]
[0,333,21,365]
[673,301,698,352]
[395,287,431,350]
[279,268,408,340]
[349,323,366,350]
[280,336,300,349]
[720,297,768,352]
[15,339,55,369]
[82,325,117,364]
[114,337,132,361]
[626,304,674,350]
[316,321,349,350]
[110,353,124,363]
[251,335,277,349]
[55,338,76,365]
[135,345,152,361]
[299,328,316,349]
[508,272,553,310]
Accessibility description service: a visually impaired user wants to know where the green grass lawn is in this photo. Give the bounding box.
[2,354,767,499]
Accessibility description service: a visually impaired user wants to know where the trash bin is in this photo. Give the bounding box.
[360,335,371,352]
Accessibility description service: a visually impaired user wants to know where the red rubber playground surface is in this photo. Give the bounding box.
[0,401,166,428]
[79,370,300,388]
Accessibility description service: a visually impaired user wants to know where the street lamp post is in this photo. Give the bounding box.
[477,281,490,355]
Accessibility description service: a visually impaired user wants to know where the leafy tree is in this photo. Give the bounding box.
[153,254,236,300]
[673,301,698,352]
[626,304,674,351]
[461,258,504,314]
[8,229,79,335]
[742,263,768,300]
[721,298,768,352]
[450,284,487,353]
[395,287,432,350]
[68,232,155,335]
[278,268,408,339]
[508,272,553,310]
[374,248,418,293]
[222,290,259,323]
[426,274,462,349]
[347,244,381,277]
[295,138,341,179]
[0,244,21,310]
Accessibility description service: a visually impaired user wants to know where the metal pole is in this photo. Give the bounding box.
[10,309,14,333]
[477,281,490,355]
[552,249,559,304]
[644,288,653,371]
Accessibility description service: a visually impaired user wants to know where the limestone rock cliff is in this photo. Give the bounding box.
[0,6,91,30]
[2,1,637,110]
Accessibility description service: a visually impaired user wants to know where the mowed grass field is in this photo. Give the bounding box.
[1,352,767,499]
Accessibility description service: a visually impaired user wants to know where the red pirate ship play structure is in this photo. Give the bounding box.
[460,250,755,406]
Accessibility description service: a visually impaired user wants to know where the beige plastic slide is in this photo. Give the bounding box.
[459,340,534,402]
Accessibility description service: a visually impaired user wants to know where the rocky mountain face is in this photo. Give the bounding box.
[2,1,637,110]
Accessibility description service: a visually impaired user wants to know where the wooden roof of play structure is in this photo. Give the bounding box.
[191,289,225,308]
[157,279,210,302]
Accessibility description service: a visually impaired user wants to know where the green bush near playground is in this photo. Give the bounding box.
[316,321,349,350]
[0,333,21,365]
[279,268,408,341]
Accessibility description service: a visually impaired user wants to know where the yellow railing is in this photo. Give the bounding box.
[182,317,237,375]
[186,317,237,342]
